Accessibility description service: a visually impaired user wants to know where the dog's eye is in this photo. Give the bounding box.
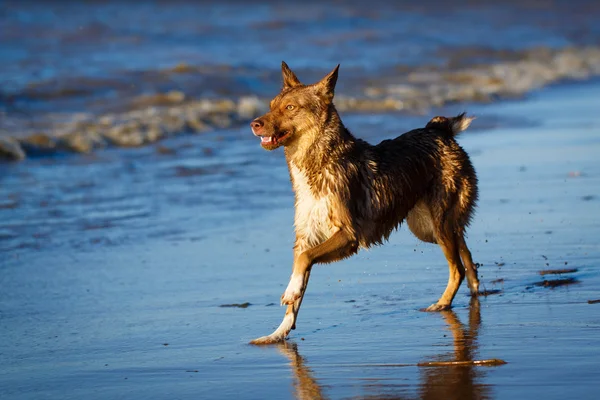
[286,105,295,110]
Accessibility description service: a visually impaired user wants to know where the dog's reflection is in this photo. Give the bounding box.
[276,298,491,400]
[418,297,491,400]
[276,342,325,400]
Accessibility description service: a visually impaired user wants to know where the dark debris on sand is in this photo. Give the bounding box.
[531,277,579,288]
[219,302,252,308]
[479,289,503,296]
[539,268,578,276]
[526,268,580,289]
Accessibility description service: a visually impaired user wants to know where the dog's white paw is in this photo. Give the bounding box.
[281,274,303,305]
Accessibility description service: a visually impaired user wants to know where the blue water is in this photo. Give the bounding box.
[2,0,600,92]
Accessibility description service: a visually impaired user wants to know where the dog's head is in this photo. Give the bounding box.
[250,61,339,151]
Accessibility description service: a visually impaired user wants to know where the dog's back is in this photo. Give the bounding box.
[305,113,477,252]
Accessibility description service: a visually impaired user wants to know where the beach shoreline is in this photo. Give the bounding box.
[2,46,600,162]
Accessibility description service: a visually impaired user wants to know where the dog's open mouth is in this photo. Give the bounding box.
[259,131,292,148]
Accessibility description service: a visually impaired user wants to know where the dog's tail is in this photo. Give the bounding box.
[426,112,474,137]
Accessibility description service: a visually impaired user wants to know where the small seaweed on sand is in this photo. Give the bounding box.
[533,277,578,288]
[531,268,579,288]
[539,268,578,276]
[418,359,507,367]
[478,289,502,296]
[219,302,251,308]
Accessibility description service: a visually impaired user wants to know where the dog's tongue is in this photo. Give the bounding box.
[261,136,274,144]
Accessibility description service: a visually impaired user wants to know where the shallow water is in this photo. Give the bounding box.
[2,80,600,399]
[2,1,600,159]
[5,0,600,87]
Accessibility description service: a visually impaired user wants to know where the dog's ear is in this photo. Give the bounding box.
[281,61,301,89]
[315,64,340,102]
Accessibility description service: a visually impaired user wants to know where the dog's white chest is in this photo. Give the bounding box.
[290,164,332,248]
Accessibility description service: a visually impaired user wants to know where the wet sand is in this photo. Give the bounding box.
[2,81,600,399]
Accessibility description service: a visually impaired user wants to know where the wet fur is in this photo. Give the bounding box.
[249,62,480,344]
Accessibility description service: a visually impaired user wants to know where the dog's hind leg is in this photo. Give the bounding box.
[425,229,466,311]
[409,200,466,309]
[456,174,480,295]
[458,234,479,295]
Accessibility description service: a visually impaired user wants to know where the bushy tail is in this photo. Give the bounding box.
[426,112,474,137]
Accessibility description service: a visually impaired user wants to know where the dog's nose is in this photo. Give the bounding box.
[251,119,264,130]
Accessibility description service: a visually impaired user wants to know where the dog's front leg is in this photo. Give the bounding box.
[250,229,358,345]
[281,253,312,305]
[249,254,311,345]
[249,274,310,345]
[281,229,358,305]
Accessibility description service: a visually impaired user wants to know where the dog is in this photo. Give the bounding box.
[249,62,479,345]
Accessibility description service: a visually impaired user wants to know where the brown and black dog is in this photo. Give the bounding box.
[249,62,479,344]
